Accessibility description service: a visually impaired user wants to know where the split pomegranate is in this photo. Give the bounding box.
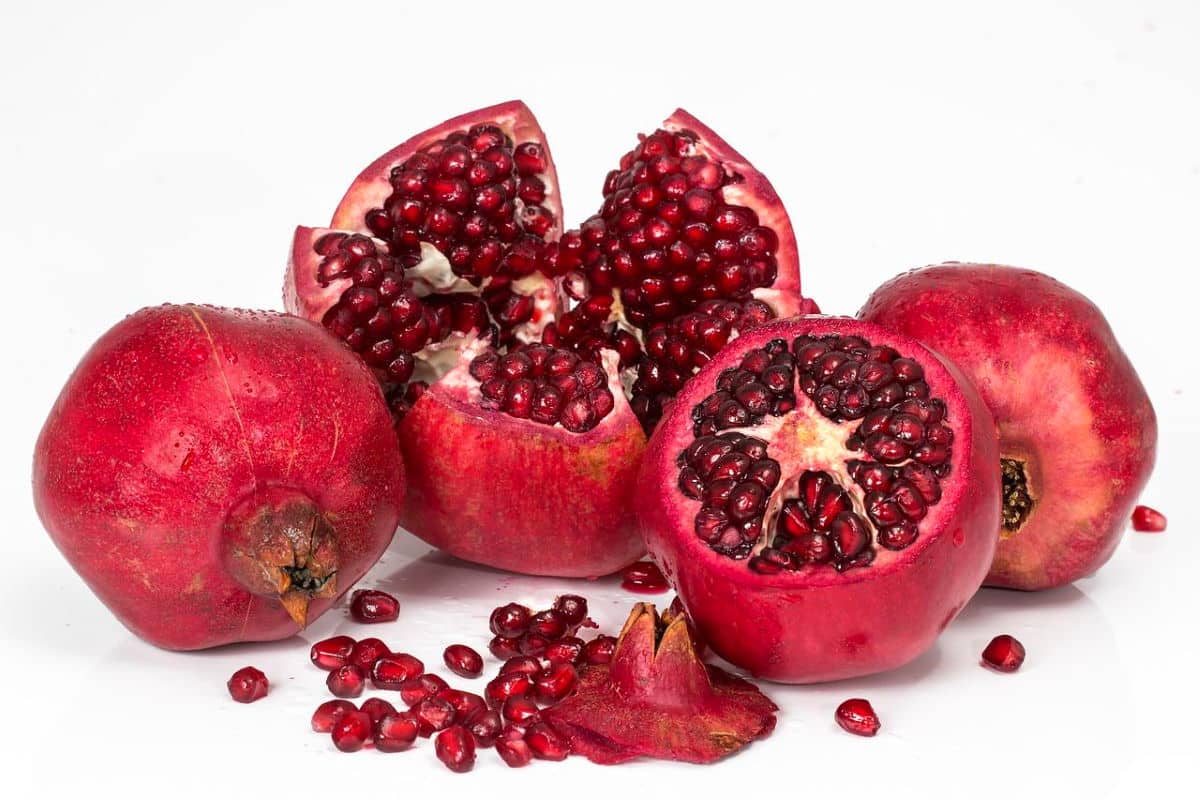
[1132,505,1166,532]
[227,667,268,703]
[542,603,776,764]
[32,306,405,650]
[861,264,1157,590]
[283,101,810,577]
[981,634,1026,672]
[636,317,1001,682]
[349,589,400,623]
[834,699,880,737]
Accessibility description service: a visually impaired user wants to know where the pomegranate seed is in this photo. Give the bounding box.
[528,609,568,639]
[580,635,617,665]
[399,673,450,706]
[981,634,1026,672]
[443,644,485,678]
[503,694,541,724]
[496,737,534,767]
[518,632,551,657]
[468,709,504,747]
[534,663,578,704]
[543,637,585,665]
[1131,504,1167,532]
[359,697,397,725]
[310,635,356,671]
[374,711,420,752]
[485,672,533,708]
[525,721,571,760]
[348,637,390,671]
[435,726,477,772]
[227,666,268,703]
[327,664,366,698]
[331,710,373,752]
[500,656,543,676]
[412,695,458,737]
[492,604,532,636]
[835,698,880,737]
[488,634,524,660]
[371,653,425,690]
[439,689,487,723]
[621,560,670,593]
[311,699,357,733]
[349,589,400,623]
[552,594,589,627]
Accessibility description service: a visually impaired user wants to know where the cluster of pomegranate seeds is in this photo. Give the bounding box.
[981,634,1026,673]
[226,667,268,703]
[349,589,400,623]
[621,560,670,594]
[469,343,614,432]
[677,333,954,573]
[835,698,881,737]
[1131,504,1167,532]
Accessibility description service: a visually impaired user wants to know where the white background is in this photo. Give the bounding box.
[2,1,1197,796]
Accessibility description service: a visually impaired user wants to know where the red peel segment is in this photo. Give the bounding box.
[541,603,776,764]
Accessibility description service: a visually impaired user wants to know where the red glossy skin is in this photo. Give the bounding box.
[860,264,1157,590]
[32,306,405,650]
[637,318,1001,683]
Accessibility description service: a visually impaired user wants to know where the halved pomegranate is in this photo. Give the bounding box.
[284,101,808,577]
[636,317,1000,682]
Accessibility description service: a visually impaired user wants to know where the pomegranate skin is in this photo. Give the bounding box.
[859,264,1157,590]
[636,317,1000,683]
[399,350,646,577]
[32,305,405,650]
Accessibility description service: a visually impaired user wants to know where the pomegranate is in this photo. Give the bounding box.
[227,667,268,703]
[283,101,809,577]
[542,603,776,764]
[835,699,880,737]
[636,317,1001,682]
[860,264,1157,590]
[981,634,1026,672]
[32,306,405,650]
[1132,505,1166,532]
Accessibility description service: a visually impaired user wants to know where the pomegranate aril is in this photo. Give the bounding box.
[440,689,488,724]
[835,698,880,737]
[359,697,398,725]
[371,653,425,690]
[503,694,542,724]
[227,666,268,704]
[1132,505,1166,532]
[490,602,532,637]
[435,726,477,772]
[534,662,578,704]
[518,632,551,657]
[374,711,420,752]
[552,594,589,627]
[543,637,585,665]
[500,656,544,676]
[981,634,1026,672]
[348,637,390,671]
[528,609,568,640]
[327,665,366,698]
[399,673,450,707]
[489,634,524,660]
[443,644,485,678]
[486,672,533,708]
[412,695,458,737]
[496,737,534,768]
[580,635,617,665]
[349,589,399,623]
[310,635,356,671]
[525,721,571,760]
[331,710,373,752]
[312,699,357,733]
[622,560,670,593]
[468,709,503,747]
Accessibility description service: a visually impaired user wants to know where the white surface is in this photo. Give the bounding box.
[2,0,1197,796]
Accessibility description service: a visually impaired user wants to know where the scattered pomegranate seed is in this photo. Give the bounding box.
[499,656,543,676]
[359,697,398,725]
[490,603,532,637]
[348,637,391,671]
[485,672,534,708]
[310,635,356,671]
[443,644,485,678]
[312,699,357,733]
[534,662,578,704]
[435,726,477,772]
[835,698,880,737]
[518,632,551,657]
[502,695,541,724]
[374,711,420,752]
[496,736,534,767]
[981,634,1026,672]
[544,637,585,665]
[227,666,268,703]
[349,589,400,623]
[331,710,373,752]
[525,721,571,760]
[439,689,487,723]
[1132,505,1167,532]
[412,695,458,737]
[489,634,524,660]
[399,673,449,706]
[552,594,589,627]
[580,635,618,665]
[468,709,504,747]
[621,560,670,593]
[327,664,366,698]
[528,609,569,639]
[371,653,424,690]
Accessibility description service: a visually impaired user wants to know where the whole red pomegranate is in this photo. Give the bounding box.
[859,263,1157,590]
[284,101,809,577]
[637,317,1000,682]
[33,305,405,649]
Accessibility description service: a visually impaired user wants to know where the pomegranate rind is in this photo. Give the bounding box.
[542,603,776,764]
[32,306,405,650]
[636,316,1001,682]
[331,100,563,240]
[664,109,803,311]
[284,225,359,328]
[859,263,1157,590]
[398,350,647,577]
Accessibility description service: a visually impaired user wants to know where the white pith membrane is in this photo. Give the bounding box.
[675,334,955,573]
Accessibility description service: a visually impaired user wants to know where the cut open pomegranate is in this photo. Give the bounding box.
[637,317,1001,682]
[284,101,810,577]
